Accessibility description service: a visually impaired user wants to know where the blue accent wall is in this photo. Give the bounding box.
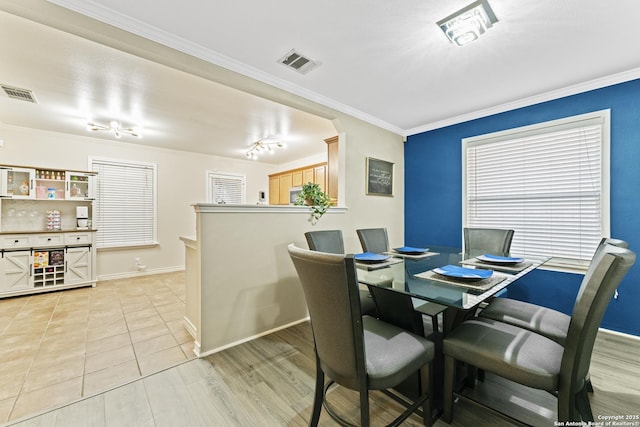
[405,78,640,336]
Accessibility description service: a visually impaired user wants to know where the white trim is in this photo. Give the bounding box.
[599,326,640,343]
[193,203,348,214]
[48,2,640,137]
[46,0,403,136]
[196,317,310,358]
[407,68,640,135]
[96,265,183,281]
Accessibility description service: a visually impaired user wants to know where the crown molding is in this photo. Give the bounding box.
[405,67,640,136]
[47,0,405,136]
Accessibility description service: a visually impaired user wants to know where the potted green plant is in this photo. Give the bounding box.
[294,182,332,225]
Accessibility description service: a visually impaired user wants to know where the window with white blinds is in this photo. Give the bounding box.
[463,110,610,269]
[90,158,157,248]
[206,172,246,204]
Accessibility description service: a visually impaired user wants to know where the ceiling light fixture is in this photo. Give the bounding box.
[87,120,142,138]
[245,139,286,160]
[437,0,498,47]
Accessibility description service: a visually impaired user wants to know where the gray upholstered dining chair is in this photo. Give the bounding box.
[479,237,629,345]
[356,227,390,254]
[463,227,514,257]
[288,244,434,426]
[477,237,629,393]
[305,230,377,317]
[355,227,445,334]
[305,229,345,254]
[441,243,635,424]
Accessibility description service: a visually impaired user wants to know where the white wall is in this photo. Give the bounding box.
[0,124,281,278]
[191,116,405,354]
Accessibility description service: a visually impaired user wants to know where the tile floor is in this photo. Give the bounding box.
[0,271,195,424]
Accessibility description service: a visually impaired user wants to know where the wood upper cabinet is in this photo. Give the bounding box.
[314,165,326,192]
[268,162,327,205]
[303,168,314,185]
[268,175,280,205]
[325,136,339,204]
[278,173,292,204]
[292,170,303,187]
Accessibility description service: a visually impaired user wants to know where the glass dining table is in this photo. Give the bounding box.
[356,245,549,334]
[355,245,549,417]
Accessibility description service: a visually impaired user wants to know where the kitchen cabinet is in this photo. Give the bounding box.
[292,170,303,187]
[268,162,327,205]
[314,165,326,192]
[1,165,95,201]
[0,249,32,292]
[269,175,280,205]
[0,163,97,298]
[0,166,36,198]
[0,231,96,298]
[325,135,339,205]
[65,245,92,285]
[66,171,95,200]
[278,173,293,204]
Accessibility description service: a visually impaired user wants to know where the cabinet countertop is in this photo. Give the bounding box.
[0,229,97,235]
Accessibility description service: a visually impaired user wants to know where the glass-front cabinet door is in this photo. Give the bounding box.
[0,167,35,199]
[66,172,95,200]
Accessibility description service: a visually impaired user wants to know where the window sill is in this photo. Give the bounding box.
[537,257,590,275]
[97,241,160,251]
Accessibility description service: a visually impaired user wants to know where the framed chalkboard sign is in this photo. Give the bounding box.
[365,157,394,196]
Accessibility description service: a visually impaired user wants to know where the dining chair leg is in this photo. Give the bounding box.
[576,386,594,422]
[421,364,434,427]
[360,388,370,427]
[310,355,324,427]
[557,388,577,423]
[443,355,455,424]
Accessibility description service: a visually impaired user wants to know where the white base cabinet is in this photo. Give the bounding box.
[0,231,96,298]
[65,245,92,285]
[0,250,32,292]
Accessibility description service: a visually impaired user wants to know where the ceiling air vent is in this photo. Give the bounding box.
[278,49,318,74]
[1,84,38,103]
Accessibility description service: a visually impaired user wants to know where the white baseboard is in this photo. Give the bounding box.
[599,327,640,342]
[197,317,310,358]
[97,266,184,281]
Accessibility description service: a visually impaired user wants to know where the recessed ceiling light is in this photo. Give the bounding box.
[437,0,498,47]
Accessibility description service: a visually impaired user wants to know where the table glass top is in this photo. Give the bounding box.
[356,245,548,310]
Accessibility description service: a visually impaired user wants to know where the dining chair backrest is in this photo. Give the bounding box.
[561,244,635,397]
[305,230,345,254]
[574,237,629,305]
[288,244,364,389]
[356,228,389,254]
[463,227,514,257]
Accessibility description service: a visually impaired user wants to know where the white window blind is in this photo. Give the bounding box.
[90,158,157,248]
[464,110,609,268]
[207,172,246,204]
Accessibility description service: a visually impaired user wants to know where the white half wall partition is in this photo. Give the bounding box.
[182,204,347,356]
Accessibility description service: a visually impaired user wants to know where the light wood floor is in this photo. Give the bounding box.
[3,305,640,426]
[0,272,196,423]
